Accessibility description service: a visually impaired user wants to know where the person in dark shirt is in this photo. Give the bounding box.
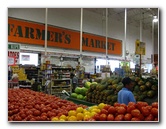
[118,77,136,105]
[70,73,78,93]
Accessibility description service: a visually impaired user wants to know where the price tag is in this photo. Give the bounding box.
[8,56,16,66]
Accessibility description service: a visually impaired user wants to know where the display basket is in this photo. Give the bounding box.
[61,90,96,106]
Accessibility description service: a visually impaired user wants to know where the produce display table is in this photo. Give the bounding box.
[66,97,96,106]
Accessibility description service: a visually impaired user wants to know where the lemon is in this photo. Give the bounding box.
[59,118,66,121]
[96,108,101,113]
[76,113,84,121]
[52,117,59,121]
[84,111,91,116]
[68,116,77,121]
[59,115,67,121]
[98,103,106,109]
[83,114,91,121]
[90,111,97,117]
[91,108,98,113]
[76,107,84,113]
[68,110,77,116]
[83,109,88,113]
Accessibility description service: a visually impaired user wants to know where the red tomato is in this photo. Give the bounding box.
[131,117,141,121]
[29,117,36,121]
[114,114,124,121]
[127,105,136,113]
[144,114,154,121]
[136,101,148,110]
[151,102,158,108]
[41,107,48,113]
[120,104,127,110]
[154,117,158,121]
[88,118,96,121]
[107,114,114,121]
[138,114,144,121]
[151,108,158,117]
[146,105,152,111]
[19,113,26,119]
[116,106,126,114]
[131,109,141,117]
[101,108,108,115]
[8,111,13,116]
[13,115,22,121]
[114,102,120,107]
[26,110,33,116]
[108,106,116,114]
[93,114,100,121]
[124,113,132,121]
[141,106,150,116]
[40,115,48,121]
[99,113,107,121]
[128,102,136,107]
[103,105,111,110]
[33,110,41,116]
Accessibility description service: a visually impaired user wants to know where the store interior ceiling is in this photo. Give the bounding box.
[85,8,159,35]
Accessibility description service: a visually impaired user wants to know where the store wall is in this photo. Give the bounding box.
[8,8,158,71]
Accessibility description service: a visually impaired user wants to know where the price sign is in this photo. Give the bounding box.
[135,39,146,55]
[8,56,16,66]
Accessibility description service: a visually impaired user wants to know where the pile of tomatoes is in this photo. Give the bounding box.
[8,88,87,121]
[92,101,158,121]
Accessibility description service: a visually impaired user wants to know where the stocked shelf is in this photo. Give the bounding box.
[40,64,73,96]
[51,78,71,95]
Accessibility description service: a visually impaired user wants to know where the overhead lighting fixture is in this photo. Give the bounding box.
[153,16,158,22]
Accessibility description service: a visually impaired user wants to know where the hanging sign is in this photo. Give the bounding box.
[8,43,20,64]
[21,55,30,61]
[135,39,146,55]
[8,18,122,56]
[8,44,20,50]
[8,51,20,64]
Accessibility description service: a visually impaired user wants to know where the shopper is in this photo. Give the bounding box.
[70,73,78,93]
[117,77,136,105]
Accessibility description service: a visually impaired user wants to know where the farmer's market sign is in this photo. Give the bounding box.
[8,18,122,56]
